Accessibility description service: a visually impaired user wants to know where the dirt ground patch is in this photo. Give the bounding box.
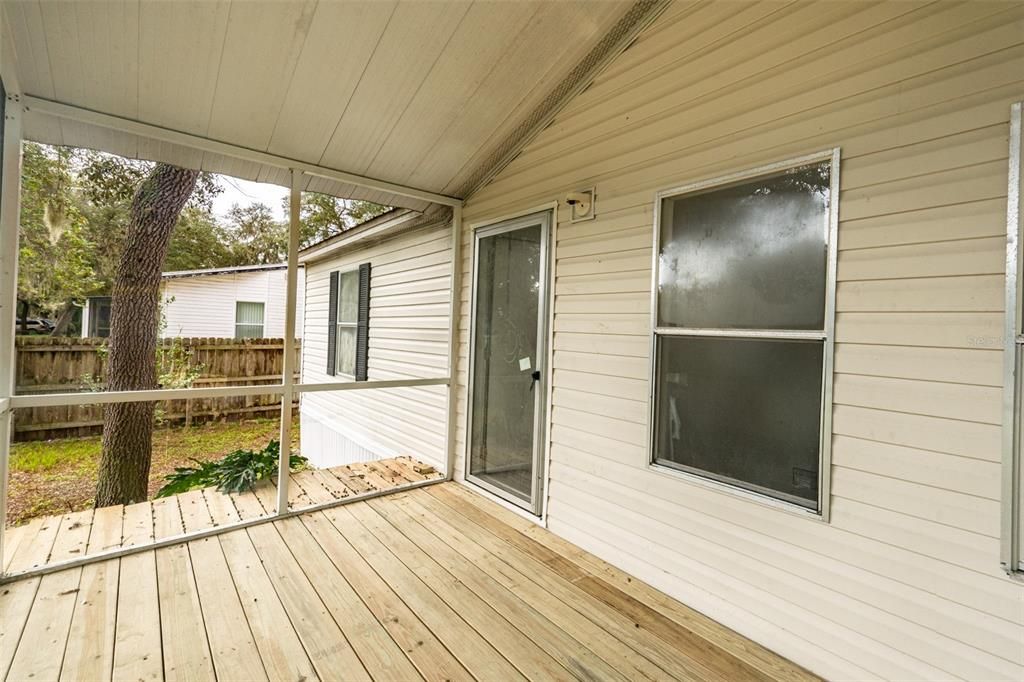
[7,417,299,526]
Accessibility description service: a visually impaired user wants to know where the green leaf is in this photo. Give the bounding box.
[155,439,307,498]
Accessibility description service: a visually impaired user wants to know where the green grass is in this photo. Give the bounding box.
[11,437,99,473]
[7,418,299,526]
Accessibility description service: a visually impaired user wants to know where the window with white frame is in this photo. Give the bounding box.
[651,152,838,512]
[1003,101,1023,574]
[234,301,265,338]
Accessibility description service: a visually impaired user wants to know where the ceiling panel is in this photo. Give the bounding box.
[138,0,229,135]
[6,0,637,208]
[205,0,317,149]
[407,0,626,193]
[360,0,541,183]
[316,0,471,174]
[3,1,55,98]
[41,1,139,118]
[266,0,396,161]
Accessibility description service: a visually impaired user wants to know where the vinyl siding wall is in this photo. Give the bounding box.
[161,269,304,339]
[300,222,450,471]
[454,2,1024,679]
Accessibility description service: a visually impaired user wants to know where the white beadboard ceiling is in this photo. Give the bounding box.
[2,0,631,210]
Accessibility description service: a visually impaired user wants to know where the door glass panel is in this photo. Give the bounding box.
[470,223,542,505]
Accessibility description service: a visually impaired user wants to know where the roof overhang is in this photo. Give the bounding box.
[161,263,299,280]
[2,0,668,212]
[298,207,447,265]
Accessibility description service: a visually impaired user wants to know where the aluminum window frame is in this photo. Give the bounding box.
[234,300,265,338]
[647,148,840,520]
[333,266,360,379]
[1002,101,1023,576]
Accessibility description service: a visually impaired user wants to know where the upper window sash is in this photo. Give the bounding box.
[653,152,837,339]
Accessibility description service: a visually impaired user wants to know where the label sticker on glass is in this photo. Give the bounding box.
[519,357,531,371]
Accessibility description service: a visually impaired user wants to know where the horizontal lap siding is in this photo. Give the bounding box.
[162,270,304,338]
[301,224,450,470]
[456,2,1024,679]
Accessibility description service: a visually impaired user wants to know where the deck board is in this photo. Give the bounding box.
[246,521,372,681]
[0,475,816,682]
[3,457,441,574]
[60,506,122,682]
[276,515,424,681]
[348,500,570,679]
[390,493,671,681]
[437,481,814,682]
[7,509,92,681]
[412,488,716,680]
[299,511,475,682]
[112,551,162,682]
[218,526,319,682]
[188,534,269,682]
[369,495,629,681]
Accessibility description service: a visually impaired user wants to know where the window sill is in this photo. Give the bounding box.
[646,460,828,523]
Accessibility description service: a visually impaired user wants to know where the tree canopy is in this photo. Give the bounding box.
[17,142,389,326]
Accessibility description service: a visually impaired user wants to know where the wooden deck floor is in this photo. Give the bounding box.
[0,479,816,682]
[2,456,441,576]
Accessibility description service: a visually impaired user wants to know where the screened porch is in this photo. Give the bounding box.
[1,481,816,682]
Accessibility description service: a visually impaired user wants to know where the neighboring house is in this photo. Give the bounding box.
[81,295,112,338]
[82,264,305,339]
[298,209,449,472]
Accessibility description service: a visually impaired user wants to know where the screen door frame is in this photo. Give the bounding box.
[465,209,552,515]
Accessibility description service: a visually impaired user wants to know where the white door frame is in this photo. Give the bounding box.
[465,210,552,515]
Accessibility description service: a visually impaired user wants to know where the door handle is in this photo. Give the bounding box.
[530,370,541,391]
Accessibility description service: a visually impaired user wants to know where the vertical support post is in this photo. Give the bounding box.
[0,90,22,574]
[276,170,301,514]
[1003,102,1023,574]
[444,204,463,480]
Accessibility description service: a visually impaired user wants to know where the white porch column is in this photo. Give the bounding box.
[0,90,22,572]
[276,170,301,514]
[444,204,463,480]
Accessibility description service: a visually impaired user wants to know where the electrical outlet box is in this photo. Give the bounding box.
[568,187,596,222]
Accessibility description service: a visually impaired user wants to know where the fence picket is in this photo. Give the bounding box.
[13,336,300,441]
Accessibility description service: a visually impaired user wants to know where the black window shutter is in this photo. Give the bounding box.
[355,263,371,382]
[326,271,339,376]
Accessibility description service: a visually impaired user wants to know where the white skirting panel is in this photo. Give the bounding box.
[299,404,384,469]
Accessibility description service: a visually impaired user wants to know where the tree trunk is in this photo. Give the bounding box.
[50,302,75,336]
[95,164,198,507]
[16,299,29,335]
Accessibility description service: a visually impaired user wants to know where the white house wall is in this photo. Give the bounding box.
[455,3,1024,680]
[161,269,304,339]
[300,222,449,472]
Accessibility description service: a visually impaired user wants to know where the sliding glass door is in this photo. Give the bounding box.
[467,211,550,514]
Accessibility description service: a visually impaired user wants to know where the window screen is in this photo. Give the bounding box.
[652,157,835,510]
[234,301,265,339]
[88,297,113,338]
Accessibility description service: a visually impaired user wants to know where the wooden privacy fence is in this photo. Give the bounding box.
[14,336,300,441]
